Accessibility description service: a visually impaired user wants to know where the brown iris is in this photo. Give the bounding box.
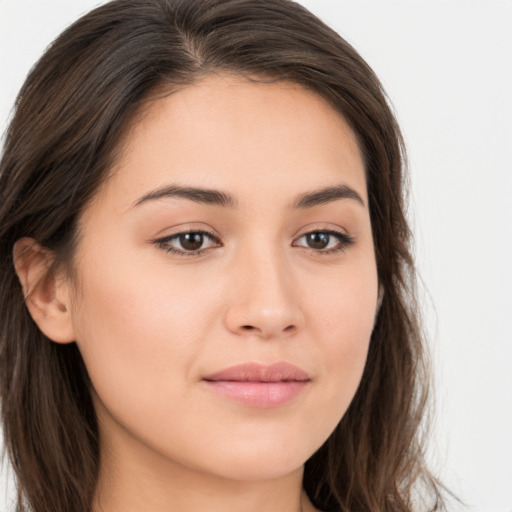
[306,232,330,249]
[179,233,204,251]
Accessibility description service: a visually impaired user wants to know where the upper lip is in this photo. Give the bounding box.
[203,362,311,382]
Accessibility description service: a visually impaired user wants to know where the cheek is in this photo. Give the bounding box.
[303,258,378,421]
[70,249,223,404]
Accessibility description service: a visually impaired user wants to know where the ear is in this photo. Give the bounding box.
[13,237,75,344]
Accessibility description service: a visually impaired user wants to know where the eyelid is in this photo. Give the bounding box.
[152,224,355,258]
[153,228,222,257]
[291,228,355,254]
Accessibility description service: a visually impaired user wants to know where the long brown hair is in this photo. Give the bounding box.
[0,1,444,511]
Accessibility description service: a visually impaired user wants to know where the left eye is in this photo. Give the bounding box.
[293,230,354,252]
[156,231,220,254]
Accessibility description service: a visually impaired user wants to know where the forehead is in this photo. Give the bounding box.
[90,74,367,213]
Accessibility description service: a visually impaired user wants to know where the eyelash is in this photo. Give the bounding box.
[155,230,222,257]
[154,229,355,257]
[292,230,355,254]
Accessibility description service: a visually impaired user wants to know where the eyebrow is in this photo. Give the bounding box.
[292,184,365,208]
[134,185,238,208]
[133,183,364,209]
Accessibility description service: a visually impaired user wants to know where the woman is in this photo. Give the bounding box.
[0,1,446,511]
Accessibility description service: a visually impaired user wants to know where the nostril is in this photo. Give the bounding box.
[239,324,296,335]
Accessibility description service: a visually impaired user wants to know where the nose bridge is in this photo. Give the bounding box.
[224,237,303,338]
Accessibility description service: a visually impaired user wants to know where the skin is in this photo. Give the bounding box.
[15,75,379,512]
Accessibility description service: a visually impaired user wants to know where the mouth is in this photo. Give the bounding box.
[202,362,311,408]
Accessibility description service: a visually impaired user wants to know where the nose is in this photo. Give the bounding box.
[223,246,304,340]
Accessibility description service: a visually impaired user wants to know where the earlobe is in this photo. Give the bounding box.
[13,237,75,344]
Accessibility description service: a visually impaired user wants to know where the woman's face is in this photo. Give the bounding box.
[67,75,379,482]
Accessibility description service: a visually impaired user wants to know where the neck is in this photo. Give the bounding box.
[93,430,314,512]
[95,464,310,512]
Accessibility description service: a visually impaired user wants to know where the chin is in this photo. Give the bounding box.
[204,453,307,482]
[186,428,323,482]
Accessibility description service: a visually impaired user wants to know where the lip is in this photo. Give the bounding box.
[202,362,311,408]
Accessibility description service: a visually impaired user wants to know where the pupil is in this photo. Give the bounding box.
[180,233,203,251]
[307,232,329,249]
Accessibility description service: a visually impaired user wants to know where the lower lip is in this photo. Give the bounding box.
[203,380,310,407]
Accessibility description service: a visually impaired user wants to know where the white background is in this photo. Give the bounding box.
[1,1,511,511]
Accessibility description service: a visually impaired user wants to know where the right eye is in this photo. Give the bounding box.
[155,231,221,256]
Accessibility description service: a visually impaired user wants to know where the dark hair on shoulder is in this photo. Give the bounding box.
[0,1,445,511]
